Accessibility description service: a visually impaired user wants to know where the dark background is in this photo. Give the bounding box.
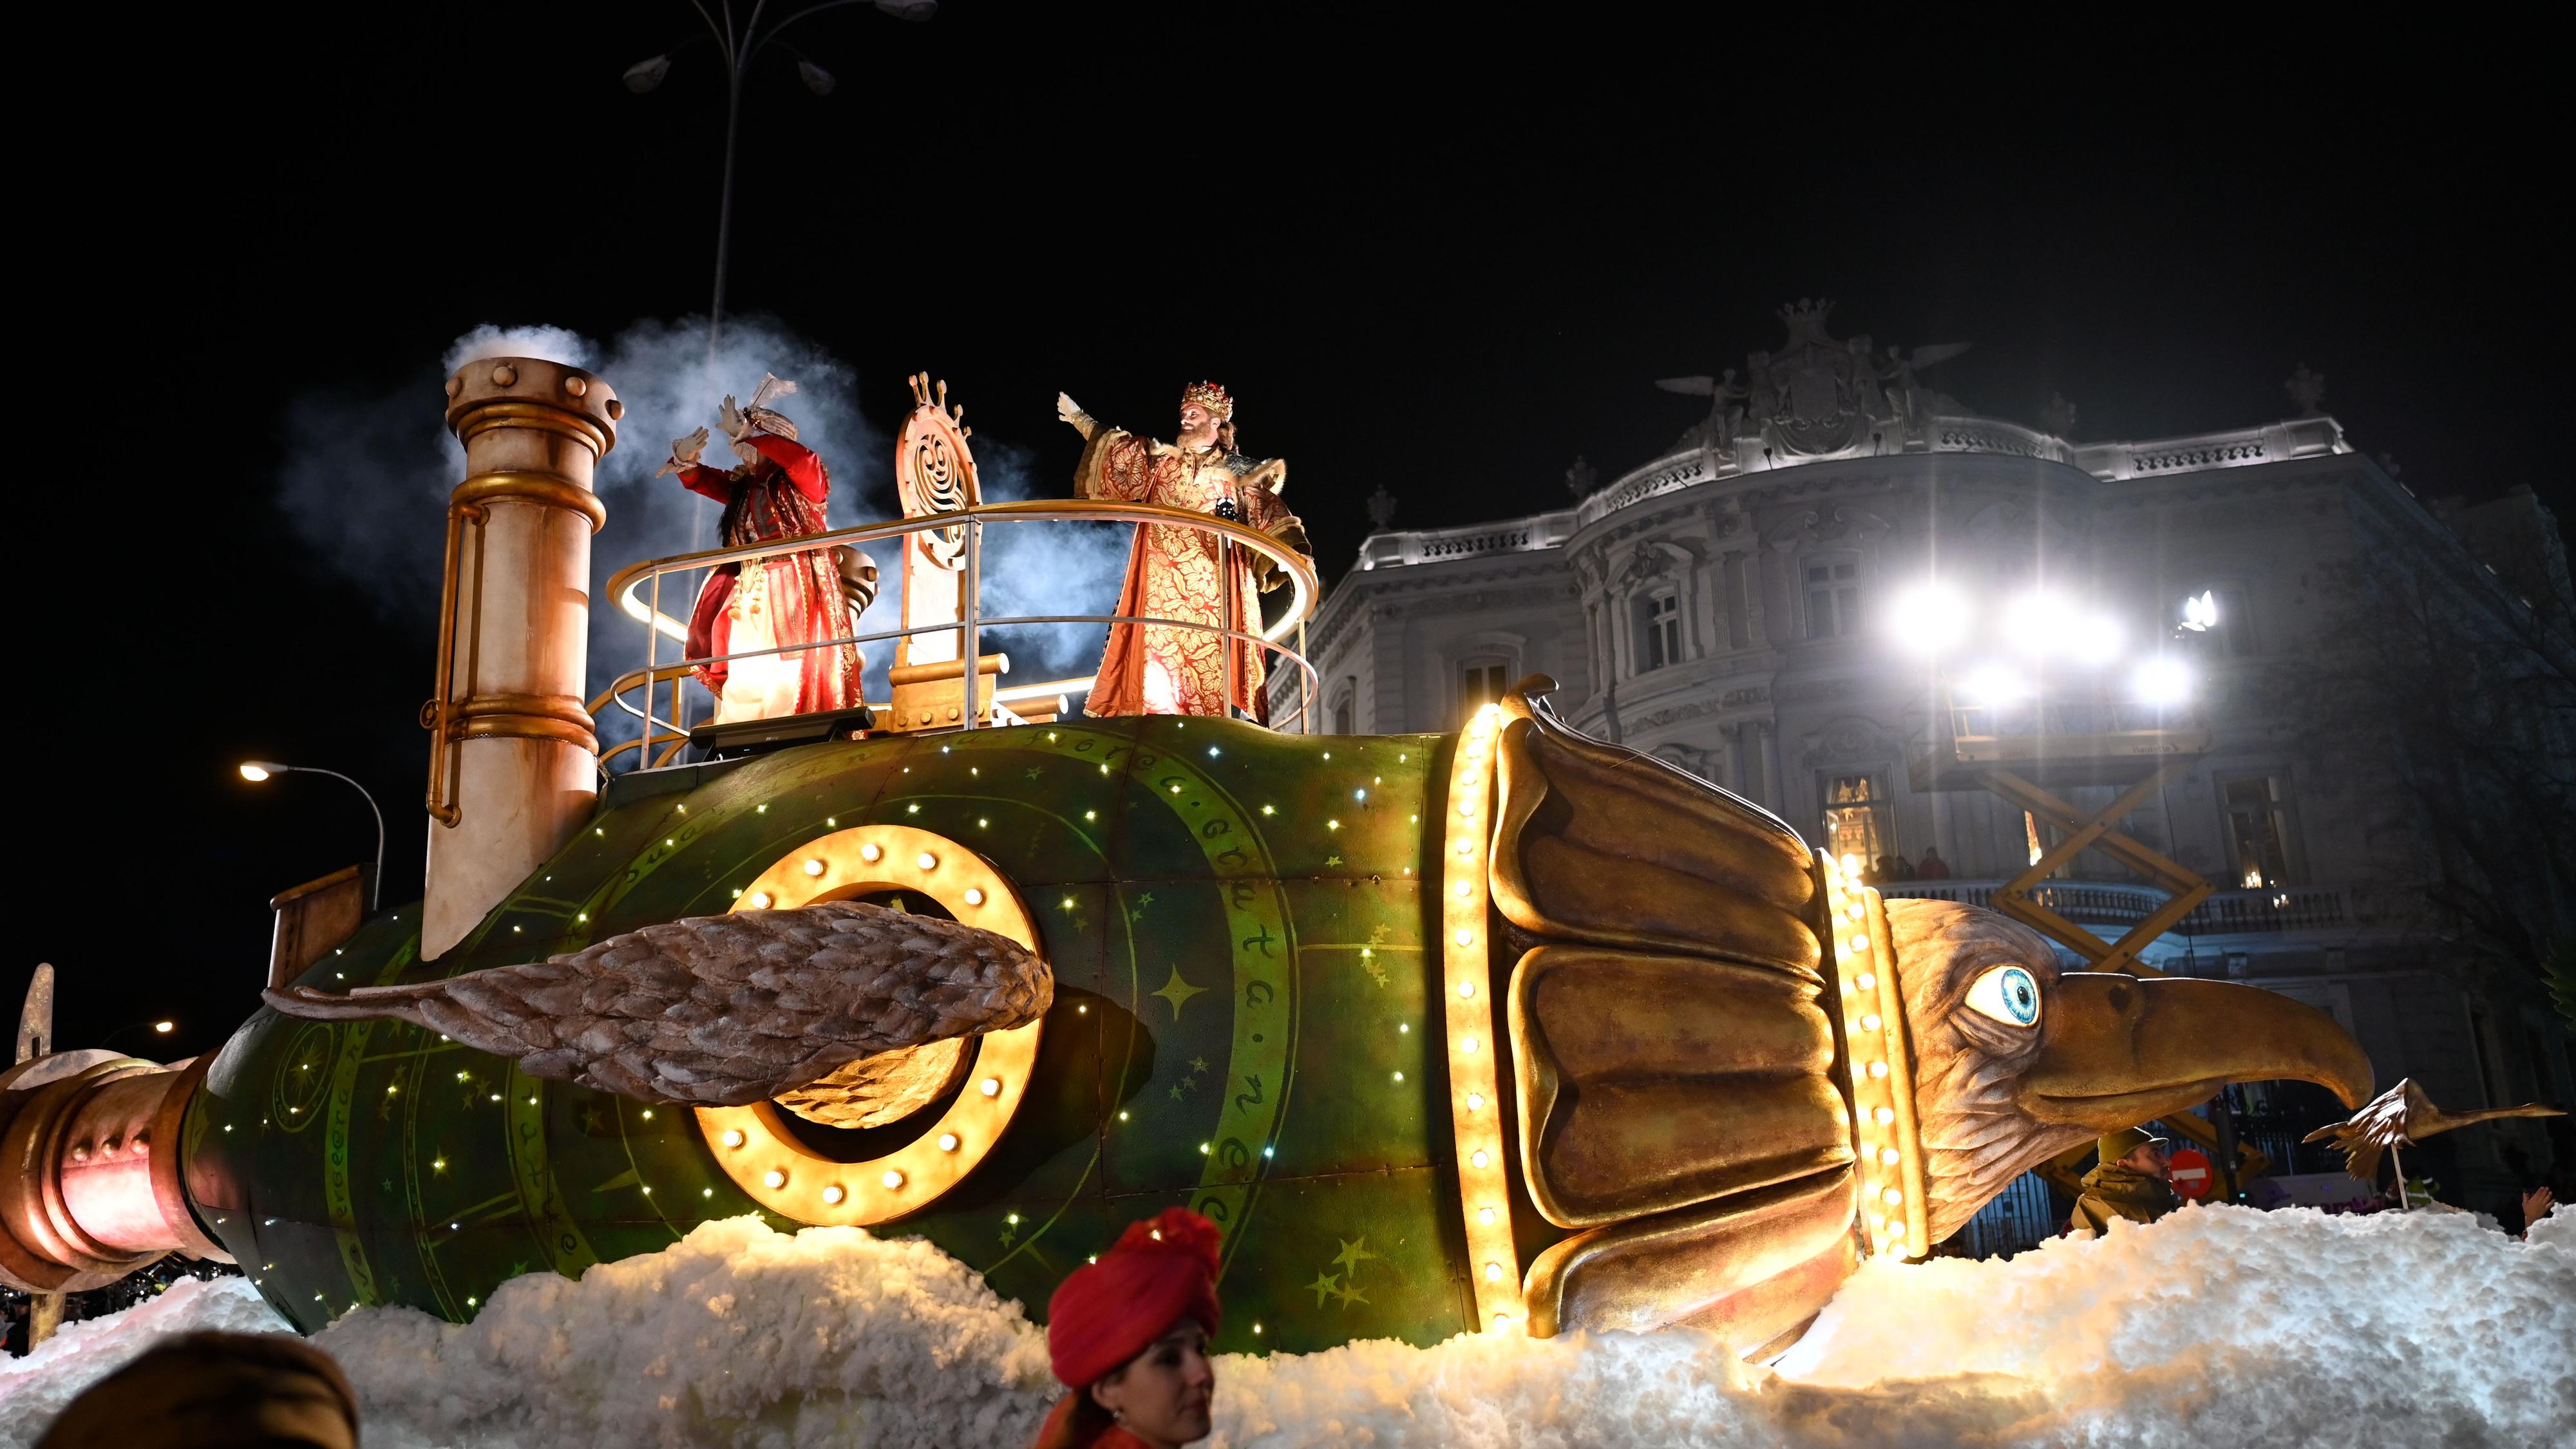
[19,7,2561,1059]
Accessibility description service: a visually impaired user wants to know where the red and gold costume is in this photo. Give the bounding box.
[673,431,861,723]
[1071,384,1307,719]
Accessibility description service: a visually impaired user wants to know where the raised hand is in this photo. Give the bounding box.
[717,394,748,440]
[2526,1185,2556,1228]
[656,425,712,476]
[1057,392,1084,426]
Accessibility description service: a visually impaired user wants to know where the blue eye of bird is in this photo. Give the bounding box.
[1965,965,2042,1027]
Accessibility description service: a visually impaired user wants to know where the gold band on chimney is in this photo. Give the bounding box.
[452,469,611,532]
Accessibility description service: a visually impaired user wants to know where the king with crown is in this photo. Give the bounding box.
[663,375,869,724]
[1057,382,1310,719]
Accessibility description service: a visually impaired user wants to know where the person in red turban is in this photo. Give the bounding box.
[1032,1208,1222,1449]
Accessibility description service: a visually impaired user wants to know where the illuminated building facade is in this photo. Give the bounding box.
[1283,307,2576,1222]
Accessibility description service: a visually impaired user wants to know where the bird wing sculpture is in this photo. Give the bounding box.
[263,902,1051,1106]
[2302,1077,2565,1185]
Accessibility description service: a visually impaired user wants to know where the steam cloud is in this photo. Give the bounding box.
[276,318,1129,746]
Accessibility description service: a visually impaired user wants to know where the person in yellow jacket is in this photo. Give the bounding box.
[2069,1127,2182,1237]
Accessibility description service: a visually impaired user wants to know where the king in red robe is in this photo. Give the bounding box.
[663,378,863,723]
[1058,381,1309,719]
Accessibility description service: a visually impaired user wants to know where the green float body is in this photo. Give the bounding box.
[182,717,1549,1350]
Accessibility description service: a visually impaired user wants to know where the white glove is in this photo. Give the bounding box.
[717,395,749,441]
[656,426,711,477]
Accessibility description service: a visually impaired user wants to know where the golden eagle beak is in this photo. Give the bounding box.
[2016,973,2374,1129]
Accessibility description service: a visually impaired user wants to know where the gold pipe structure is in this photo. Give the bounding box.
[0,1056,231,1293]
[423,358,618,958]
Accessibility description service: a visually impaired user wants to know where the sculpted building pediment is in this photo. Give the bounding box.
[1762,505,1891,553]
[1801,712,1898,767]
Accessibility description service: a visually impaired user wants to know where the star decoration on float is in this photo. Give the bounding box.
[1152,964,1206,1019]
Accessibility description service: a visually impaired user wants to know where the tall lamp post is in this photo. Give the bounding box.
[239,762,386,911]
[624,0,938,351]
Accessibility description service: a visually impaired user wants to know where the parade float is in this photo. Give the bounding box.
[0,352,2490,1375]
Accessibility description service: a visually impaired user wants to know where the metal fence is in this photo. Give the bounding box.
[1947,1170,2063,1259]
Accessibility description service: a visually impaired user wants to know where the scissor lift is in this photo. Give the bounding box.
[1909,692,2267,1204]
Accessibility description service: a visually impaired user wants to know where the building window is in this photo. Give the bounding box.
[1458,658,1509,726]
[2219,774,2294,888]
[1806,561,1860,640]
[1330,690,1355,736]
[1821,772,1888,870]
[2210,585,2253,657]
[1639,589,1683,671]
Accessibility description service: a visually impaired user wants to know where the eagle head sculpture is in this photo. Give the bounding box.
[1883,900,2372,1242]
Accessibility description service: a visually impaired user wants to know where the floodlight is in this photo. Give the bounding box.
[153,1020,175,1034]
[2179,590,2220,632]
[2068,614,2124,667]
[1888,582,1970,657]
[1999,593,2065,656]
[2132,656,2193,707]
[238,761,284,782]
[1960,665,2029,706]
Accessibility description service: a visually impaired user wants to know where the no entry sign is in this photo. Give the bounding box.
[2169,1146,2214,1199]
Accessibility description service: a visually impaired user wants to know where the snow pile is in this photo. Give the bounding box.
[317,1218,1057,1449]
[5,1207,2570,1448]
[0,1275,295,1437]
[1774,1204,2576,1444]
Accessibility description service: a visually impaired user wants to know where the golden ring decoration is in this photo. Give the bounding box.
[694,824,1045,1226]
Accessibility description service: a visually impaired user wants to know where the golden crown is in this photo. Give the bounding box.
[1180,381,1233,421]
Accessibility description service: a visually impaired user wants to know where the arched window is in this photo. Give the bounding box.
[1328,679,1356,735]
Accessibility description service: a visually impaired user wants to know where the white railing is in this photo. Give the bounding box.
[1356,509,1577,571]
[1576,453,1712,529]
[2074,417,2347,482]
[1352,414,2355,574]
[1925,417,2076,463]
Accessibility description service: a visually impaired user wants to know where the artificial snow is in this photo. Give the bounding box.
[4,1207,2569,1448]
[0,1274,297,1434]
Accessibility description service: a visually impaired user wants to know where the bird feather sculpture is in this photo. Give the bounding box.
[263,902,1051,1106]
[2300,1076,2564,1186]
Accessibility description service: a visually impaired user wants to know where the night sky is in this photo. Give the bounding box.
[23,8,2559,1059]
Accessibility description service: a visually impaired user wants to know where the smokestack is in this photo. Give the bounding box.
[424,357,619,958]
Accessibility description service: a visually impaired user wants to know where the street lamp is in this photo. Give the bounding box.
[238,761,386,911]
[101,1018,178,1053]
[624,0,937,349]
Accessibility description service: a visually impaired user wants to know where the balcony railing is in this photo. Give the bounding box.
[1879,879,2400,938]
[1356,509,1578,570]
[592,499,1321,772]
